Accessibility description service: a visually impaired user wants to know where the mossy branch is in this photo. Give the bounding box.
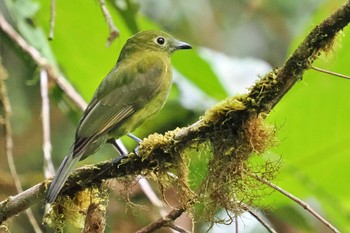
[1,0,350,229]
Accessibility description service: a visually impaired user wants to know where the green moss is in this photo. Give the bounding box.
[201,95,246,125]
[43,186,109,231]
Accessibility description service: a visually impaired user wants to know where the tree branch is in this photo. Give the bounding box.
[0,183,46,224]
[135,208,187,233]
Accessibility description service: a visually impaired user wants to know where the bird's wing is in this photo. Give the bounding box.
[76,54,167,139]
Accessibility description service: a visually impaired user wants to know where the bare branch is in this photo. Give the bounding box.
[245,208,277,233]
[167,223,191,233]
[0,63,42,232]
[48,0,56,40]
[311,66,350,80]
[0,183,46,223]
[40,68,55,178]
[136,208,186,233]
[248,173,340,233]
[98,0,120,46]
[235,215,239,233]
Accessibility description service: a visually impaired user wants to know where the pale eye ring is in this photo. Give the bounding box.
[156,37,165,45]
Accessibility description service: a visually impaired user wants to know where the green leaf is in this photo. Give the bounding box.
[265,1,350,231]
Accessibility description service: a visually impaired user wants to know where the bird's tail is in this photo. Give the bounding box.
[46,153,82,203]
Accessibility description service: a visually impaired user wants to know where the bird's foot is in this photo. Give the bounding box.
[133,145,140,155]
[127,133,142,155]
[108,133,142,163]
[112,155,125,164]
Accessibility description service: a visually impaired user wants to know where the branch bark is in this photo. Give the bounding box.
[135,208,187,233]
[1,0,350,228]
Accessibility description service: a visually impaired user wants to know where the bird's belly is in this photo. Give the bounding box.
[108,89,169,139]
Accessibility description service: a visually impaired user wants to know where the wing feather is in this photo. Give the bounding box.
[75,53,168,141]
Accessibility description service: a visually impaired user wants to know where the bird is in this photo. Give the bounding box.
[46,30,192,203]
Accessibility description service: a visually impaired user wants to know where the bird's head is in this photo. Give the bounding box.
[118,30,192,62]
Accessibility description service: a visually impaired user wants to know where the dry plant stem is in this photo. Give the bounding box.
[137,176,170,219]
[40,68,55,178]
[246,209,277,233]
[0,73,42,232]
[249,173,340,233]
[136,208,187,233]
[48,0,56,40]
[98,0,119,46]
[137,179,180,233]
[311,66,350,80]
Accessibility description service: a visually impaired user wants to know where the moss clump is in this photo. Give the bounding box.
[186,93,277,223]
[125,128,196,208]
[131,92,279,225]
[43,186,109,231]
[201,95,246,125]
[193,112,278,223]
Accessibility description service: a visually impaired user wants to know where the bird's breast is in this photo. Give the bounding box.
[108,57,173,137]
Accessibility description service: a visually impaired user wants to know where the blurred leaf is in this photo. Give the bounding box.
[5,0,57,63]
[113,0,140,34]
[172,48,228,100]
[35,0,134,101]
[271,205,313,231]
[265,0,350,231]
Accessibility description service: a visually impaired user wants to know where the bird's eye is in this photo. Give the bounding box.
[156,37,165,45]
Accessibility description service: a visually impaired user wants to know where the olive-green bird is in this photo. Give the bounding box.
[46,30,191,203]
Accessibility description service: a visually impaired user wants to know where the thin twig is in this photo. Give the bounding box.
[167,223,191,233]
[138,176,167,215]
[40,68,55,178]
[245,208,277,233]
[138,176,180,233]
[235,215,239,233]
[248,173,340,233]
[48,0,56,40]
[98,0,119,46]
[136,208,186,233]
[311,66,350,80]
[0,65,42,233]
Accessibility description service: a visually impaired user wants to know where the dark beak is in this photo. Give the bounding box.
[175,40,192,50]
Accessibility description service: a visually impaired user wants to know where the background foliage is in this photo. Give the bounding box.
[1,0,350,232]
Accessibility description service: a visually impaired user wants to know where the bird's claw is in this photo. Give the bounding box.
[133,145,140,155]
[127,133,142,143]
